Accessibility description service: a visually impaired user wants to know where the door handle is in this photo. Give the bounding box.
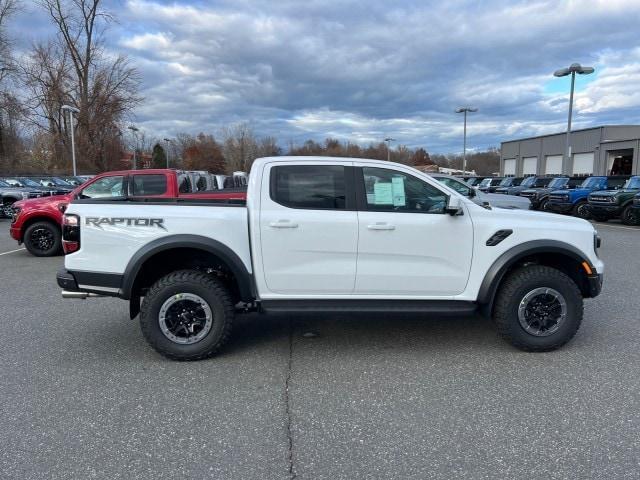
[367,223,395,230]
[269,220,298,228]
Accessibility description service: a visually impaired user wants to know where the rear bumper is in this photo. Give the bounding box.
[56,269,79,290]
[57,268,123,297]
[546,202,574,213]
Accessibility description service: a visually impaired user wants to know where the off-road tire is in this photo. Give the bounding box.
[2,199,16,218]
[23,221,62,257]
[621,204,638,226]
[493,265,583,352]
[572,200,591,219]
[140,270,234,360]
[538,198,548,211]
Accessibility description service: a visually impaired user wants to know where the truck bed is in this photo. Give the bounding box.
[65,200,251,276]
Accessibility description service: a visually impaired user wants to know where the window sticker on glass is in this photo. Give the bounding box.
[391,177,406,206]
[374,182,393,205]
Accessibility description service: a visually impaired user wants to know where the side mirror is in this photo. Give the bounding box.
[445,195,464,216]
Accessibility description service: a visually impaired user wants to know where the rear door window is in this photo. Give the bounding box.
[131,175,167,196]
[271,165,346,210]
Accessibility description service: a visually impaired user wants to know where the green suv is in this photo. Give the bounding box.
[587,175,640,224]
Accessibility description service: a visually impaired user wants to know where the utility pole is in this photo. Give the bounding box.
[384,137,395,162]
[455,107,477,174]
[128,125,139,169]
[553,63,594,171]
[61,105,80,175]
[164,138,171,168]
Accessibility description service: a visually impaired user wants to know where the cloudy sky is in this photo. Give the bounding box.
[10,0,640,152]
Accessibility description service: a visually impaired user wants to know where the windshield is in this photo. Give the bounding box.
[623,177,640,189]
[3,178,23,187]
[436,176,470,196]
[548,177,568,189]
[499,177,513,186]
[47,177,72,186]
[0,180,9,187]
[479,178,491,187]
[580,177,603,188]
[18,178,42,187]
[520,177,536,187]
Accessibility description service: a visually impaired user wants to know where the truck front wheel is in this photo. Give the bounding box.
[493,265,583,352]
[139,270,234,360]
[23,221,62,257]
[572,200,591,219]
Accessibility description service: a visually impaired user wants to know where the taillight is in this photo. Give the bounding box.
[62,214,80,254]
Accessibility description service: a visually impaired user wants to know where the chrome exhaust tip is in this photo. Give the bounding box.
[61,290,105,299]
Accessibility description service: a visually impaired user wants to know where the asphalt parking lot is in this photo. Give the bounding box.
[1,218,639,479]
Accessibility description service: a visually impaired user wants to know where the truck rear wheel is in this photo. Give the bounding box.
[139,270,234,360]
[493,265,583,352]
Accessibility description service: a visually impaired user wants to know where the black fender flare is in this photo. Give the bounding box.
[121,234,255,302]
[477,240,595,309]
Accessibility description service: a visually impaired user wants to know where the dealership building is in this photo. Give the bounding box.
[500,125,640,177]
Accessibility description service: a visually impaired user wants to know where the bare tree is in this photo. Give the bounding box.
[27,0,141,172]
[221,123,259,173]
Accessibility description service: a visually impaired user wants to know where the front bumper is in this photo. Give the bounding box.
[546,202,574,213]
[587,273,603,298]
[587,204,622,217]
[9,226,21,241]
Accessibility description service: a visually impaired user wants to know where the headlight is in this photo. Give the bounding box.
[21,192,29,198]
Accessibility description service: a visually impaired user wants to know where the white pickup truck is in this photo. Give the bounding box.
[58,157,603,360]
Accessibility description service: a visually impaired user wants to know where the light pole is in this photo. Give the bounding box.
[553,63,594,171]
[384,137,395,162]
[128,125,139,169]
[61,105,80,176]
[455,107,477,174]
[163,138,171,169]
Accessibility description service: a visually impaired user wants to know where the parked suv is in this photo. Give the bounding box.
[495,176,554,196]
[546,176,629,219]
[0,177,68,196]
[477,177,503,193]
[1,179,47,217]
[630,193,640,224]
[587,175,640,224]
[519,176,584,210]
[494,176,524,194]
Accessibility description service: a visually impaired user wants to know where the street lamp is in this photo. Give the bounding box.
[163,138,172,169]
[128,125,139,169]
[384,137,396,162]
[61,105,80,176]
[553,63,594,170]
[455,107,477,174]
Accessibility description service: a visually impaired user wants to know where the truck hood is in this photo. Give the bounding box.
[13,192,73,209]
[477,202,595,231]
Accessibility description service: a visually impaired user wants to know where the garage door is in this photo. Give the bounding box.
[545,155,563,174]
[572,153,594,175]
[503,158,516,176]
[522,157,537,175]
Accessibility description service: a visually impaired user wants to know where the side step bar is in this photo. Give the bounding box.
[61,290,106,299]
[260,299,478,315]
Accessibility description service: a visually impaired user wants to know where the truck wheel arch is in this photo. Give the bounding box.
[477,240,596,315]
[122,234,255,303]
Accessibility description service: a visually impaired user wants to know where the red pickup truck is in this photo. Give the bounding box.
[10,169,247,257]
